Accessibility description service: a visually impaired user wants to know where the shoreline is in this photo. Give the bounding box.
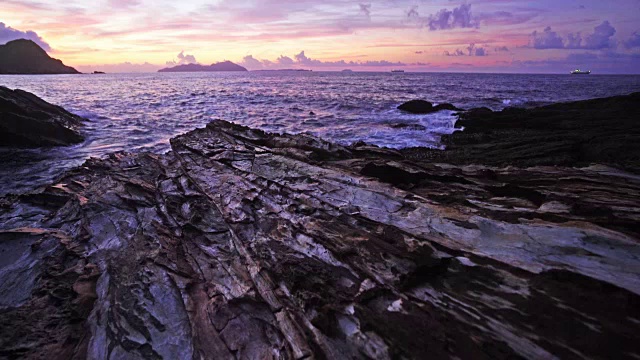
[1,91,639,358]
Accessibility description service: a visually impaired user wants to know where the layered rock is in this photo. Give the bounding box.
[0,39,79,74]
[0,86,85,147]
[1,118,639,359]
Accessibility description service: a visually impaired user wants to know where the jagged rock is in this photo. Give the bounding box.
[1,118,639,359]
[0,39,79,74]
[398,100,462,114]
[0,86,85,147]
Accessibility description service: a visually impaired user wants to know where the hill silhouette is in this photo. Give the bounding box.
[158,61,247,72]
[0,39,79,74]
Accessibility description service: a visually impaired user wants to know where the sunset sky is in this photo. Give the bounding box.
[1,0,640,73]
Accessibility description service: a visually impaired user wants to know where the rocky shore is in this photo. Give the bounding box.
[1,93,639,359]
[0,86,85,147]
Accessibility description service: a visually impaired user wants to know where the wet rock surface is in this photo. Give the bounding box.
[1,115,639,359]
[0,86,85,147]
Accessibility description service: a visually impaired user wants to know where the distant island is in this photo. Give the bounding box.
[158,61,247,72]
[255,69,312,72]
[0,39,80,75]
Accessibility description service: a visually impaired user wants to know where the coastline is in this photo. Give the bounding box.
[1,92,639,358]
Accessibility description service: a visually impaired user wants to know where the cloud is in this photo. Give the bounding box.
[583,21,616,49]
[0,22,51,51]
[427,4,477,31]
[108,0,141,8]
[407,6,419,19]
[445,44,487,57]
[277,55,295,65]
[625,31,640,48]
[415,51,423,54]
[512,51,640,74]
[359,3,371,19]
[240,51,406,70]
[240,55,264,69]
[529,21,617,50]
[166,51,197,66]
[444,49,466,57]
[530,26,564,49]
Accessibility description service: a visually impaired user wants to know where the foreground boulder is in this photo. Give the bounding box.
[1,118,638,359]
[0,86,85,147]
[398,100,462,114]
[0,39,79,74]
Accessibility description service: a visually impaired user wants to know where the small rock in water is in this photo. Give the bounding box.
[389,123,426,131]
[397,99,462,114]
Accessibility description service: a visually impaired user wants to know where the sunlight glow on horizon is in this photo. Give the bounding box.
[1,0,640,73]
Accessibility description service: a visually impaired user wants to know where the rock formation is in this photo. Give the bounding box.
[402,92,640,173]
[0,86,85,147]
[1,96,639,358]
[398,100,462,114]
[158,61,248,72]
[0,39,80,74]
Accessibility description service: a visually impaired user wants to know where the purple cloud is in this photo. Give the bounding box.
[444,49,466,57]
[445,44,487,57]
[240,51,405,70]
[0,22,51,51]
[427,4,477,31]
[530,26,564,49]
[583,21,616,49]
[359,3,371,19]
[513,52,640,74]
[625,32,640,48]
[530,21,617,50]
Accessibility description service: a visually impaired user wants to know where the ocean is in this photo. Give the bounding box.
[1,71,640,195]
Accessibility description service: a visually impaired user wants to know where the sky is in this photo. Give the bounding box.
[1,0,640,73]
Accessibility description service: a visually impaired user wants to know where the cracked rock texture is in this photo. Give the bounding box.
[1,115,640,359]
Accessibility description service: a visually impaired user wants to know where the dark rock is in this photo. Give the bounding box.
[0,39,79,74]
[403,92,640,173]
[389,123,426,131]
[1,117,639,359]
[158,61,248,72]
[398,100,462,114]
[397,99,433,113]
[0,86,85,147]
[432,103,462,112]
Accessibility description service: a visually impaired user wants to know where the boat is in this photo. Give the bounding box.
[391,70,405,73]
[570,69,591,75]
